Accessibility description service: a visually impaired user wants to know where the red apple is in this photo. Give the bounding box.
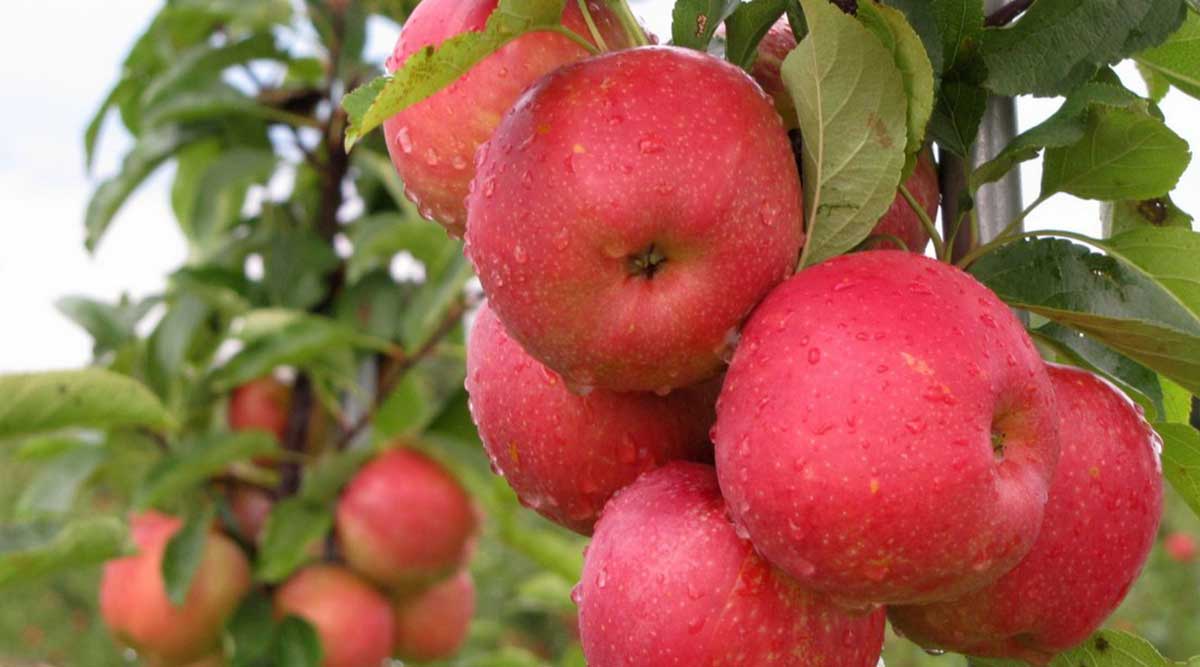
[465,302,716,533]
[99,512,251,665]
[889,364,1163,662]
[383,0,635,236]
[274,565,394,667]
[746,18,939,253]
[392,570,475,662]
[336,447,477,591]
[713,250,1059,608]
[577,462,886,667]
[1164,531,1197,563]
[467,46,803,393]
[227,487,273,544]
[228,377,290,442]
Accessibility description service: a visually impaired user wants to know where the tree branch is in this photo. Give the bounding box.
[985,0,1035,27]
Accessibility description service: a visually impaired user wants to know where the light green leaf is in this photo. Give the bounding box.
[351,148,421,219]
[346,213,452,283]
[15,445,107,519]
[1136,7,1200,100]
[55,295,159,355]
[1103,227,1200,315]
[134,431,278,509]
[188,148,277,245]
[929,0,982,73]
[786,0,908,267]
[257,498,331,582]
[141,33,282,110]
[161,505,214,606]
[0,518,130,588]
[1102,195,1194,237]
[0,369,173,438]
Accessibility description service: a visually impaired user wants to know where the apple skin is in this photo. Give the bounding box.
[889,364,1163,663]
[712,250,1060,608]
[577,462,886,667]
[467,46,804,393]
[274,565,394,667]
[465,302,717,534]
[227,487,273,544]
[1164,531,1197,563]
[392,570,476,662]
[228,377,290,442]
[746,18,800,129]
[336,447,478,591]
[382,0,633,237]
[99,512,252,665]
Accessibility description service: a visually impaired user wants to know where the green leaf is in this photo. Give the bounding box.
[141,33,282,110]
[134,432,278,509]
[400,245,473,349]
[0,518,130,588]
[15,445,108,519]
[1103,227,1200,315]
[257,498,331,582]
[879,0,944,75]
[146,295,215,396]
[86,125,208,251]
[351,148,421,219]
[723,0,787,69]
[971,238,1200,395]
[1050,629,1174,666]
[297,448,375,505]
[346,213,452,283]
[143,83,284,129]
[342,0,573,149]
[270,616,323,667]
[162,505,215,606]
[1162,377,1194,424]
[929,0,982,73]
[1033,323,1165,419]
[0,369,173,438]
[785,0,908,267]
[856,1,935,177]
[674,0,740,50]
[928,80,988,157]
[981,0,1187,97]
[85,78,139,172]
[1041,107,1190,201]
[1136,10,1200,100]
[376,351,467,438]
[972,83,1145,188]
[55,295,158,355]
[227,591,277,664]
[1102,195,1194,237]
[262,226,341,311]
[187,148,277,246]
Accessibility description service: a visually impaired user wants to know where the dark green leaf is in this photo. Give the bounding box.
[785,0,908,267]
[673,0,741,50]
[0,518,130,588]
[134,431,278,509]
[262,226,340,310]
[1041,107,1190,201]
[298,448,375,505]
[188,148,277,245]
[399,244,473,349]
[142,33,282,110]
[227,591,277,664]
[162,505,215,606]
[257,498,331,582]
[971,238,1200,395]
[723,0,787,69]
[15,445,108,519]
[376,351,468,437]
[1136,9,1200,100]
[879,0,944,75]
[1033,323,1165,418]
[930,0,982,74]
[928,80,988,157]
[0,369,173,438]
[270,616,323,667]
[342,0,573,149]
[85,78,139,172]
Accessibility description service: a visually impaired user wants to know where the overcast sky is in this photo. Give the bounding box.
[1,1,1197,373]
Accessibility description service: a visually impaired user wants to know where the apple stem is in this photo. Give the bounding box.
[576,0,610,52]
[606,0,651,47]
[547,26,603,56]
[898,183,945,260]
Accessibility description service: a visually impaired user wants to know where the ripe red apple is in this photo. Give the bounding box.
[577,462,886,667]
[228,376,290,442]
[392,570,475,662]
[467,46,804,393]
[99,512,252,665]
[713,250,1059,608]
[336,447,477,591]
[465,302,716,533]
[274,565,394,667]
[746,18,939,253]
[1164,531,1197,563]
[227,486,273,544]
[889,364,1163,662]
[383,0,635,236]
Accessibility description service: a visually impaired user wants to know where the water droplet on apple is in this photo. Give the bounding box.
[513,245,527,264]
[451,154,468,171]
[424,147,440,166]
[807,348,822,364]
[923,648,946,657]
[570,584,583,605]
[617,436,638,464]
[905,417,926,434]
[637,136,664,154]
[979,313,998,329]
[686,616,707,635]
[876,364,889,374]
[394,126,414,154]
[597,567,608,589]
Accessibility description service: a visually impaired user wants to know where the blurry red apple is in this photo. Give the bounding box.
[99,512,251,665]
[336,447,477,591]
[713,250,1059,608]
[889,365,1163,662]
[274,565,394,667]
[577,462,886,667]
[465,302,716,533]
[1164,531,1197,563]
[467,46,803,393]
[746,18,799,129]
[392,570,475,662]
[228,377,290,442]
[227,487,273,544]
[383,0,635,236]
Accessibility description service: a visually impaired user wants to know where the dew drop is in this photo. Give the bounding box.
[451,154,468,171]
[905,417,926,434]
[513,244,527,264]
[638,136,664,154]
[424,147,440,166]
[979,313,998,329]
[394,126,414,154]
[807,348,822,364]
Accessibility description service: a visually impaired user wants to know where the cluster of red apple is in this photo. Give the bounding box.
[99,377,479,667]
[386,1,1165,665]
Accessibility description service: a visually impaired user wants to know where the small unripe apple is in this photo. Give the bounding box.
[99,512,252,665]
[228,376,290,442]
[577,462,886,667]
[713,250,1059,608]
[889,365,1163,662]
[274,565,394,667]
[383,0,635,236]
[1164,531,1198,563]
[336,447,478,591]
[467,46,804,393]
[466,302,716,533]
[392,570,475,662]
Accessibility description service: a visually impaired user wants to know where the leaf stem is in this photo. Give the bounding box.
[899,184,945,259]
[546,25,602,55]
[576,0,609,51]
[606,0,650,47]
[955,195,1050,268]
